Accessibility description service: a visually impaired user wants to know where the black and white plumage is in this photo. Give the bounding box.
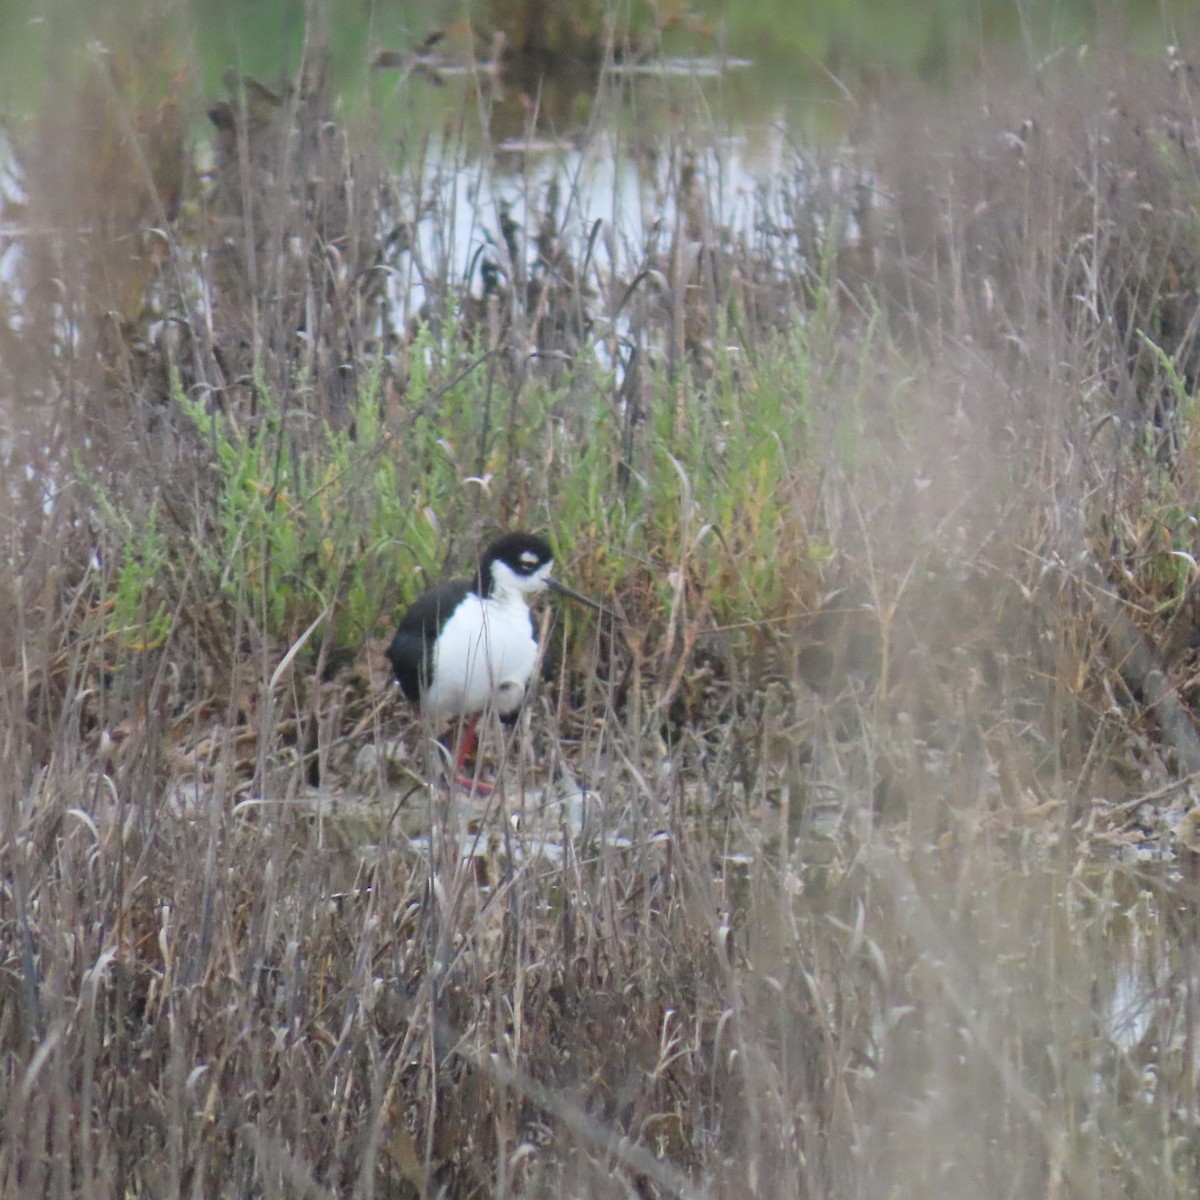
[386,532,596,785]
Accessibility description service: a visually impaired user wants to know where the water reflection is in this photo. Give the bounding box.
[390,121,793,329]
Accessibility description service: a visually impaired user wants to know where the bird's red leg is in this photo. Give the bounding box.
[453,714,479,773]
[452,714,493,793]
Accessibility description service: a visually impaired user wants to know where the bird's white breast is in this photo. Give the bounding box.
[423,591,539,721]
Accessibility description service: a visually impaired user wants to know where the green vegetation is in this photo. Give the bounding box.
[107,497,174,652]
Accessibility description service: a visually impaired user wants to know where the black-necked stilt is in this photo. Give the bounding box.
[387,532,598,790]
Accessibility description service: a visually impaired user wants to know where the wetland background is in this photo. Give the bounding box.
[6,0,1200,1195]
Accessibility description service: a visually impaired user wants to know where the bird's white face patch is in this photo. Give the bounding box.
[519,550,540,569]
[492,557,553,596]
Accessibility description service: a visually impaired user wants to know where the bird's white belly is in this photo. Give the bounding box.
[424,595,538,721]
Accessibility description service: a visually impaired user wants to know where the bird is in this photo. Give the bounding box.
[386,532,598,790]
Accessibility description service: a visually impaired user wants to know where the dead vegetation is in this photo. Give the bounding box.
[5,11,1200,1198]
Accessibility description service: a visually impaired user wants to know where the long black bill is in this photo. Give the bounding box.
[545,576,603,612]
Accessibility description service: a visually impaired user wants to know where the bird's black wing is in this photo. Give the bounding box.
[386,578,473,704]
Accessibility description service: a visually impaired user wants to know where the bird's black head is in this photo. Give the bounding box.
[477,532,555,597]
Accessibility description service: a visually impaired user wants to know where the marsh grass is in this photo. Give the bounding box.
[6,10,1200,1198]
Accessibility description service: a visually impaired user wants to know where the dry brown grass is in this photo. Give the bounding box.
[6,13,1200,1199]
